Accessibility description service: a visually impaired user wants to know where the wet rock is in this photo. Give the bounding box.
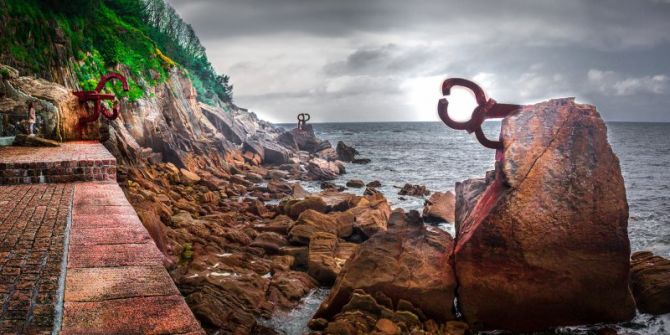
[317,147,339,161]
[266,169,289,180]
[255,215,294,235]
[244,139,291,165]
[307,232,358,285]
[291,183,310,199]
[363,187,382,197]
[321,182,346,192]
[314,209,456,322]
[276,131,298,150]
[422,191,455,223]
[245,172,264,183]
[630,251,670,315]
[290,124,321,153]
[288,210,354,245]
[366,180,382,188]
[336,141,359,162]
[267,180,292,194]
[397,183,429,197]
[319,192,360,212]
[346,179,365,188]
[281,196,328,219]
[251,232,288,254]
[261,140,291,165]
[266,271,317,310]
[454,98,635,331]
[279,246,309,269]
[346,193,391,239]
[318,289,434,334]
[307,157,342,180]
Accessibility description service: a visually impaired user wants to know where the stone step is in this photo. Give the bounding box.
[0,141,116,185]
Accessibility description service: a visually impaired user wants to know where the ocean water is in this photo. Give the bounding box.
[292,121,670,258]
[272,121,670,334]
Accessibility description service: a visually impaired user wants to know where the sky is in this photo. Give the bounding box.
[167,0,670,123]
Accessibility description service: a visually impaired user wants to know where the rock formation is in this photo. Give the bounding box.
[312,209,457,331]
[398,183,430,197]
[630,251,670,315]
[422,191,455,223]
[454,98,635,331]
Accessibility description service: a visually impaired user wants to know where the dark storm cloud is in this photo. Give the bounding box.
[167,0,670,122]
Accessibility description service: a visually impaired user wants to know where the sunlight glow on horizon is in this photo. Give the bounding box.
[403,76,480,122]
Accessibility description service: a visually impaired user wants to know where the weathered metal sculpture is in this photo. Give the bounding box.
[297,113,311,130]
[437,78,520,151]
[73,73,129,129]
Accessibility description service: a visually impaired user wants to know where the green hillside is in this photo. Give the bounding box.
[0,0,233,104]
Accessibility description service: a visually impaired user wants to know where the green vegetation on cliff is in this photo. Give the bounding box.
[0,0,233,104]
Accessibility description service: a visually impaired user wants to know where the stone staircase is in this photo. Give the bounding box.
[0,141,116,184]
[0,142,204,334]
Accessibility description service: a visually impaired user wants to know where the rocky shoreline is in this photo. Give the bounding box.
[3,62,669,335]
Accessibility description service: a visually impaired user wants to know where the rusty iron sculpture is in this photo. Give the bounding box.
[297,113,311,130]
[73,73,129,129]
[438,78,521,150]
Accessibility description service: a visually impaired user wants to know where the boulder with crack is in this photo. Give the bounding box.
[454,98,635,331]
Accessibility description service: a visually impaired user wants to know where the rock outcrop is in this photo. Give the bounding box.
[313,209,457,327]
[422,191,455,223]
[630,251,670,315]
[453,98,635,331]
[398,183,429,197]
[336,141,359,162]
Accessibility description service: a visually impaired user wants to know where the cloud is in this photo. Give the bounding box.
[588,69,668,96]
[167,0,670,122]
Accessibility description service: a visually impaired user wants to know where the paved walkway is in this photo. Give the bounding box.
[0,144,203,334]
[0,184,72,334]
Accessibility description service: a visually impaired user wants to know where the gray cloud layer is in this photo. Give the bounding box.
[168,0,670,122]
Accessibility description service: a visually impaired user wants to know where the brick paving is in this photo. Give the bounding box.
[0,141,203,334]
[61,182,203,334]
[0,183,73,335]
[0,141,116,185]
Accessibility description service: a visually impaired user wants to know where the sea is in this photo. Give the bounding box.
[270,121,670,334]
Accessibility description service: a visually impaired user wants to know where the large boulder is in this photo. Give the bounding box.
[306,157,342,180]
[422,191,455,223]
[336,141,359,162]
[398,183,429,197]
[290,124,321,153]
[243,138,291,165]
[281,196,329,219]
[314,209,457,322]
[288,209,354,245]
[307,232,358,285]
[454,98,635,331]
[346,193,392,239]
[630,251,670,315]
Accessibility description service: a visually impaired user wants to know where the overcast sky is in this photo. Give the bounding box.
[167,0,670,123]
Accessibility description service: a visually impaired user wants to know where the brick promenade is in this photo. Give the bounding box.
[0,184,72,334]
[0,143,203,334]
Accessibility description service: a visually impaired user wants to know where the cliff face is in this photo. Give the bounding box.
[0,59,286,174]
